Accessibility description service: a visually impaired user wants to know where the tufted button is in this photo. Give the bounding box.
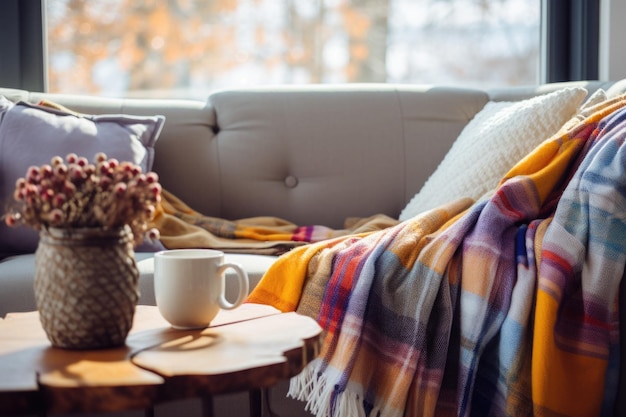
[284,175,299,188]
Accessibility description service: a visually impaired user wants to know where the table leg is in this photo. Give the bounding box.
[202,396,214,417]
[249,388,280,417]
[249,389,262,417]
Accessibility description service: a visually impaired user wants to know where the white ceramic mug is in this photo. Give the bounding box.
[154,249,249,329]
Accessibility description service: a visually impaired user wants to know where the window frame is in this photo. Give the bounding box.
[0,0,46,91]
[541,0,599,82]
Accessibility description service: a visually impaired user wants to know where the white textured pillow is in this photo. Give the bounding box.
[398,87,588,221]
[581,88,608,109]
[555,88,607,135]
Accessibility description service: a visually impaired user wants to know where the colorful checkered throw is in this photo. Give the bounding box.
[247,97,626,417]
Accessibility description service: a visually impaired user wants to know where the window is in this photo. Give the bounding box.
[44,0,540,99]
[0,0,608,97]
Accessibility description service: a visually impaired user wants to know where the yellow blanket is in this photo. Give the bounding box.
[149,189,399,255]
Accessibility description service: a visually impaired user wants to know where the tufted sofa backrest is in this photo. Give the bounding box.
[1,80,621,227]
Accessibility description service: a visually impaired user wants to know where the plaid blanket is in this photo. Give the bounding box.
[247,96,626,417]
[150,189,398,255]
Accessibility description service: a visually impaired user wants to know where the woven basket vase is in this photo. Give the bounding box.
[34,226,139,349]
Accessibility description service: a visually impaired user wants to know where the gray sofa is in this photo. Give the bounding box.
[1,79,626,417]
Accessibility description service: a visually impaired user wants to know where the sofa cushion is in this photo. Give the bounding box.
[0,99,165,254]
[398,86,588,221]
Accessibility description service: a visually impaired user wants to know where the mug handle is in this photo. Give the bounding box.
[217,262,250,310]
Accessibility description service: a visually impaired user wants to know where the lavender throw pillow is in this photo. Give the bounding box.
[0,99,165,254]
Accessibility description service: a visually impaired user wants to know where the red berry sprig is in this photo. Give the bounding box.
[4,153,161,244]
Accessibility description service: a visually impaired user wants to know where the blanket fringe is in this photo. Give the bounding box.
[289,359,333,416]
[334,390,367,417]
[289,359,386,417]
[288,358,319,402]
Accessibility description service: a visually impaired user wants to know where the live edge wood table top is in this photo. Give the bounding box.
[0,304,321,416]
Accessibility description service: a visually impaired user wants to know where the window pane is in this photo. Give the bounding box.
[46,0,540,99]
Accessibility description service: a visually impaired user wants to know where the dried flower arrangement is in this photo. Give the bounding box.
[4,152,161,244]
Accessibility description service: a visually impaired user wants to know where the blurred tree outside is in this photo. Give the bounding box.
[46,0,539,99]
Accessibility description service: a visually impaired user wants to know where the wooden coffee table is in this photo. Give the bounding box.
[0,303,321,417]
